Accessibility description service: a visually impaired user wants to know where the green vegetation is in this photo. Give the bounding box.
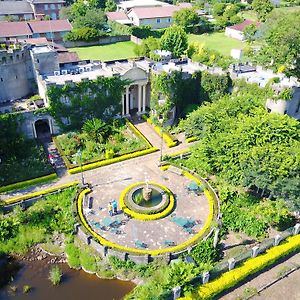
[188,32,245,57]
[70,41,137,61]
[49,266,63,285]
[22,285,31,294]
[0,187,77,255]
[48,76,127,131]
[55,118,149,165]
[0,114,52,186]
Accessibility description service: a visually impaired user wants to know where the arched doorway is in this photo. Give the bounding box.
[34,119,51,141]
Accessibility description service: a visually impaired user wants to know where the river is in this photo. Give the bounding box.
[0,258,135,300]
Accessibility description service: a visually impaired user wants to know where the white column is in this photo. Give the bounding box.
[122,93,125,116]
[32,122,37,139]
[142,84,146,112]
[138,84,142,114]
[125,86,130,115]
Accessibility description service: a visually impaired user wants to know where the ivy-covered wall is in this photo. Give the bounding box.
[150,70,231,119]
[47,76,128,131]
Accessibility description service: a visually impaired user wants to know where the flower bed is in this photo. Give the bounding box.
[119,182,174,220]
[55,118,152,170]
[190,234,300,300]
[0,173,58,193]
[0,181,79,206]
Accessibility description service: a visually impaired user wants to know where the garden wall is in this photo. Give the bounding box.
[63,35,130,48]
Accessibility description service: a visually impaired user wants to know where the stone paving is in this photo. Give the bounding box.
[86,165,209,250]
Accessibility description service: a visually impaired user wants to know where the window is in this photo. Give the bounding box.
[168,18,171,23]
[50,4,55,9]
[156,18,161,23]
[57,4,61,9]
[46,32,54,39]
[44,4,48,10]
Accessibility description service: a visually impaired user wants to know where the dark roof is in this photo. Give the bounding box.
[58,51,80,64]
[30,0,65,3]
[0,1,34,15]
[0,21,32,37]
[227,19,261,32]
[28,19,72,33]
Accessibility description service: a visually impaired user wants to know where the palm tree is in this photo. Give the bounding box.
[82,118,109,144]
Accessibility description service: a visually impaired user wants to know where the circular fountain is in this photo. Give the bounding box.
[120,182,174,218]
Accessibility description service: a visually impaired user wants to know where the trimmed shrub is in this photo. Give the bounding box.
[0,173,58,193]
[195,235,300,300]
[0,181,79,206]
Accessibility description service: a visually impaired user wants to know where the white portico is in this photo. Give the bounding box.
[120,65,150,116]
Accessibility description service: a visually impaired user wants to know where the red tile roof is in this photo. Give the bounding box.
[0,21,32,38]
[28,19,72,33]
[227,19,261,32]
[19,37,49,45]
[106,11,129,21]
[129,5,181,19]
[177,2,193,9]
[58,51,80,64]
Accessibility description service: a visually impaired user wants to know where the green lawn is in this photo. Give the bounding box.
[188,32,246,57]
[70,41,137,61]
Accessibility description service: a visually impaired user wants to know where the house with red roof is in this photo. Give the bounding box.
[127,4,190,29]
[225,19,261,41]
[0,19,72,42]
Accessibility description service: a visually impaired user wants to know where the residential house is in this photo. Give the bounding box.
[0,1,34,21]
[0,19,72,42]
[27,0,66,20]
[106,11,132,25]
[127,5,182,29]
[225,19,261,41]
[117,0,171,13]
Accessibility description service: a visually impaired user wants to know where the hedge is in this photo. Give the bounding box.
[76,170,216,255]
[186,136,198,143]
[0,173,58,193]
[126,119,153,148]
[0,181,79,206]
[186,234,300,300]
[68,147,158,174]
[119,182,175,221]
[142,115,179,148]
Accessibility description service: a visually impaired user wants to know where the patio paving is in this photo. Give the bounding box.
[84,163,210,251]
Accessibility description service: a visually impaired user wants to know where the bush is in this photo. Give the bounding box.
[0,173,58,193]
[49,266,63,285]
[65,243,81,269]
[64,27,106,42]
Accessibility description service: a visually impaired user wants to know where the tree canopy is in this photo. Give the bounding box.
[160,25,188,58]
[173,8,200,31]
[255,10,300,77]
[251,0,274,21]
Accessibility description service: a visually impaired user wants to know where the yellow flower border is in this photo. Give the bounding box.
[0,181,80,206]
[76,168,217,255]
[181,234,300,300]
[119,182,174,221]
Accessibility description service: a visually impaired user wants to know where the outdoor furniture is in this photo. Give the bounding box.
[164,240,175,247]
[183,227,194,234]
[187,181,203,194]
[110,228,122,234]
[102,217,116,227]
[94,222,107,231]
[135,240,147,249]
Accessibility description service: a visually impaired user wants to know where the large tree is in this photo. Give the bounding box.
[251,0,273,21]
[160,25,188,58]
[255,11,300,77]
[173,8,200,31]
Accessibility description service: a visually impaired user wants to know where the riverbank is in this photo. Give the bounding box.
[0,248,135,300]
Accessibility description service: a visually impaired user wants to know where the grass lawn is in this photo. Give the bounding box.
[188,32,246,57]
[70,41,137,61]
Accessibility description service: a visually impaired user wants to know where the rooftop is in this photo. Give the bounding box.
[28,19,72,33]
[106,11,130,22]
[227,19,261,32]
[0,21,32,38]
[117,0,171,10]
[29,0,65,3]
[129,5,181,19]
[0,1,33,15]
